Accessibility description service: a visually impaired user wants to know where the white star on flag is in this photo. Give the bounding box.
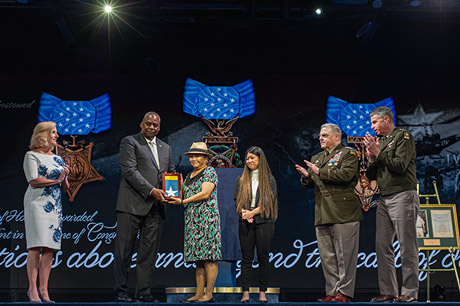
[210,92,215,96]
[166,186,178,197]
[60,112,64,116]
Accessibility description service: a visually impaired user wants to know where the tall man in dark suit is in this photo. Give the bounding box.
[296,123,362,303]
[113,111,175,302]
[364,106,419,303]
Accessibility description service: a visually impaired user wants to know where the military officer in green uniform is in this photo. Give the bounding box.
[296,123,362,303]
[364,106,419,303]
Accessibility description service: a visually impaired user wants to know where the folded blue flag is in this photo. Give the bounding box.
[326,96,396,137]
[38,92,111,135]
[183,78,255,119]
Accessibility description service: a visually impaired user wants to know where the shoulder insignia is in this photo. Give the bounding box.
[349,149,357,156]
[404,131,410,140]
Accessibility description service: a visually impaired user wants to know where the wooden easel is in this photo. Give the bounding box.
[418,181,460,302]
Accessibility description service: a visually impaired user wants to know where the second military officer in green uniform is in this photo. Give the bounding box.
[296,123,362,303]
[364,106,419,303]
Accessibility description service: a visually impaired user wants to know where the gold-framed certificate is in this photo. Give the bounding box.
[162,173,182,198]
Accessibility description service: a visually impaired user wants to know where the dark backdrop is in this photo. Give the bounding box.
[1,5,460,302]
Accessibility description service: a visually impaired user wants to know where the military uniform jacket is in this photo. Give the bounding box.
[366,127,417,196]
[301,144,363,226]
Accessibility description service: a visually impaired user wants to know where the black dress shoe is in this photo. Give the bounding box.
[135,295,158,303]
[115,292,133,303]
[195,298,214,303]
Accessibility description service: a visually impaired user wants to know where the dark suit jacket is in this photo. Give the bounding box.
[233,173,277,224]
[116,132,175,218]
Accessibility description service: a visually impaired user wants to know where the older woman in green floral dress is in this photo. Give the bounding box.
[168,142,222,303]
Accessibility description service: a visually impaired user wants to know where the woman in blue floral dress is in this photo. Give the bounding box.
[23,122,69,303]
[168,142,222,303]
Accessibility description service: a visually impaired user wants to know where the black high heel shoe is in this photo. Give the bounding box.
[27,291,42,304]
[38,291,55,304]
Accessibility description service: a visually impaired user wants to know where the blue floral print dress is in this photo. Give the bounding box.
[183,166,222,263]
[23,151,65,250]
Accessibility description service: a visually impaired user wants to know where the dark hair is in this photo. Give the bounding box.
[370,107,394,122]
[236,146,278,220]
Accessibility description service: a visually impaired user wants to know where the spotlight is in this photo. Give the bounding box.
[315,8,323,15]
[104,5,113,14]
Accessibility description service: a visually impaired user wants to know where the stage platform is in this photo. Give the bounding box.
[0,302,459,305]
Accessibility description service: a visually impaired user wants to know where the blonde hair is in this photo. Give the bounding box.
[29,121,57,150]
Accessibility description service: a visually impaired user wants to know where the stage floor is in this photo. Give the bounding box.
[0,302,459,305]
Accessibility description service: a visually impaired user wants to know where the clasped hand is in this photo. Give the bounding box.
[241,209,254,223]
[58,165,70,183]
[363,134,380,162]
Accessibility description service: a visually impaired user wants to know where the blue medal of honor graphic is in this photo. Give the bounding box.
[37,92,111,202]
[183,78,255,120]
[182,78,255,168]
[38,92,111,135]
[326,96,396,137]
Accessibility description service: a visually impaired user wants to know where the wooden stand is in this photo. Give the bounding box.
[418,181,460,302]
